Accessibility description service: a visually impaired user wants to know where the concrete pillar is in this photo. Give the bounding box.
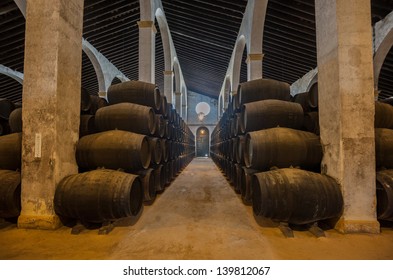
[315,0,379,233]
[18,0,84,230]
[138,20,156,83]
[181,90,187,120]
[163,70,174,104]
[174,92,181,114]
[246,53,263,81]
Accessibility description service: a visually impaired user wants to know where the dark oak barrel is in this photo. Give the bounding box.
[375,101,393,129]
[236,135,246,164]
[80,87,91,113]
[292,89,318,113]
[107,80,161,112]
[54,169,143,223]
[88,95,108,115]
[240,99,304,133]
[148,137,162,165]
[375,128,393,169]
[0,119,10,136]
[240,167,259,206]
[137,168,156,203]
[153,164,166,192]
[95,102,156,136]
[252,168,343,225]
[8,107,22,133]
[302,111,320,135]
[76,130,151,172]
[244,127,322,171]
[376,169,393,221]
[79,114,96,138]
[0,170,21,218]
[154,114,165,138]
[237,78,291,110]
[0,133,22,171]
[0,98,15,120]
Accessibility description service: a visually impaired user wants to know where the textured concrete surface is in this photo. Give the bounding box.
[315,0,378,233]
[0,158,393,260]
[18,0,84,230]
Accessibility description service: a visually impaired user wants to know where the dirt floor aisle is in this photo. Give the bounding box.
[0,158,393,260]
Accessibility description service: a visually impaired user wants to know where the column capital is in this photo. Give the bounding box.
[246,53,264,64]
[163,70,174,76]
[137,20,157,33]
[174,91,182,96]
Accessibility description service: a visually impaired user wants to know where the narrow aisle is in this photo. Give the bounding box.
[1,158,392,260]
[112,157,274,259]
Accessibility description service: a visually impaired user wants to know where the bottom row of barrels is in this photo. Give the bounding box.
[212,154,393,225]
[0,154,193,224]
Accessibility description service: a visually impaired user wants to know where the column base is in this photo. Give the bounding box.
[18,214,62,230]
[335,218,380,234]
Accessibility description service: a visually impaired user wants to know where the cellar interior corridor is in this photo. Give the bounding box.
[0,158,392,260]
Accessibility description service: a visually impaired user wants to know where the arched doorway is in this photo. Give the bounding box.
[196,126,209,157]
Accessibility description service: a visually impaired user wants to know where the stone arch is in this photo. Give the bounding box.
[374,17,393,89]
[307,72,318,91]
[231,35,247,97]
[12,1,128,98]
[224,75,231,110]
[196,126,210,157]
[0,64,24,84]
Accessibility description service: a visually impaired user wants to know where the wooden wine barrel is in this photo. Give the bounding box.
[0,98,15,120]
[375,101,393,129]
[164,161,172,185]
[54,169,143,223]
[95,103,156,136]
[8,107,22,133]
[376,169,393,221]
[88,95,108,115]
[308,82,318,109]
[161,139,169,163]
[252,168,343,225]
[0,119,10,136]
[76,130,151,172]
[375,128,393,169]
[293,90,318,113]
[153,164,165,192]
[236,135,246,164]
[302,111,320,135]
[158,95,168,118]
[154,114,165,138]
[107,80,161,112]
[245,127,322,171]
[79,115,96,138]
[240,99,304,133]
[237,78,291,110]
[137,168,156,203]
[234,163,242,194]
[148,137,162,165]
[240,167,258,206]
[80,87,91,113]
[0,170,21,218]
[0,133,22,171]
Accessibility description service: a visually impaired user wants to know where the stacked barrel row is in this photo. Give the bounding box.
[211,78,343,226]
[374,101,393,222]
[55,80,195,225]
[0,98,22,221]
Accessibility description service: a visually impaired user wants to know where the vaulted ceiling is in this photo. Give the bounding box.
[1,0,393,103]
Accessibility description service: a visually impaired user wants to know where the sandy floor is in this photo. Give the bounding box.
[0,158,392,260]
